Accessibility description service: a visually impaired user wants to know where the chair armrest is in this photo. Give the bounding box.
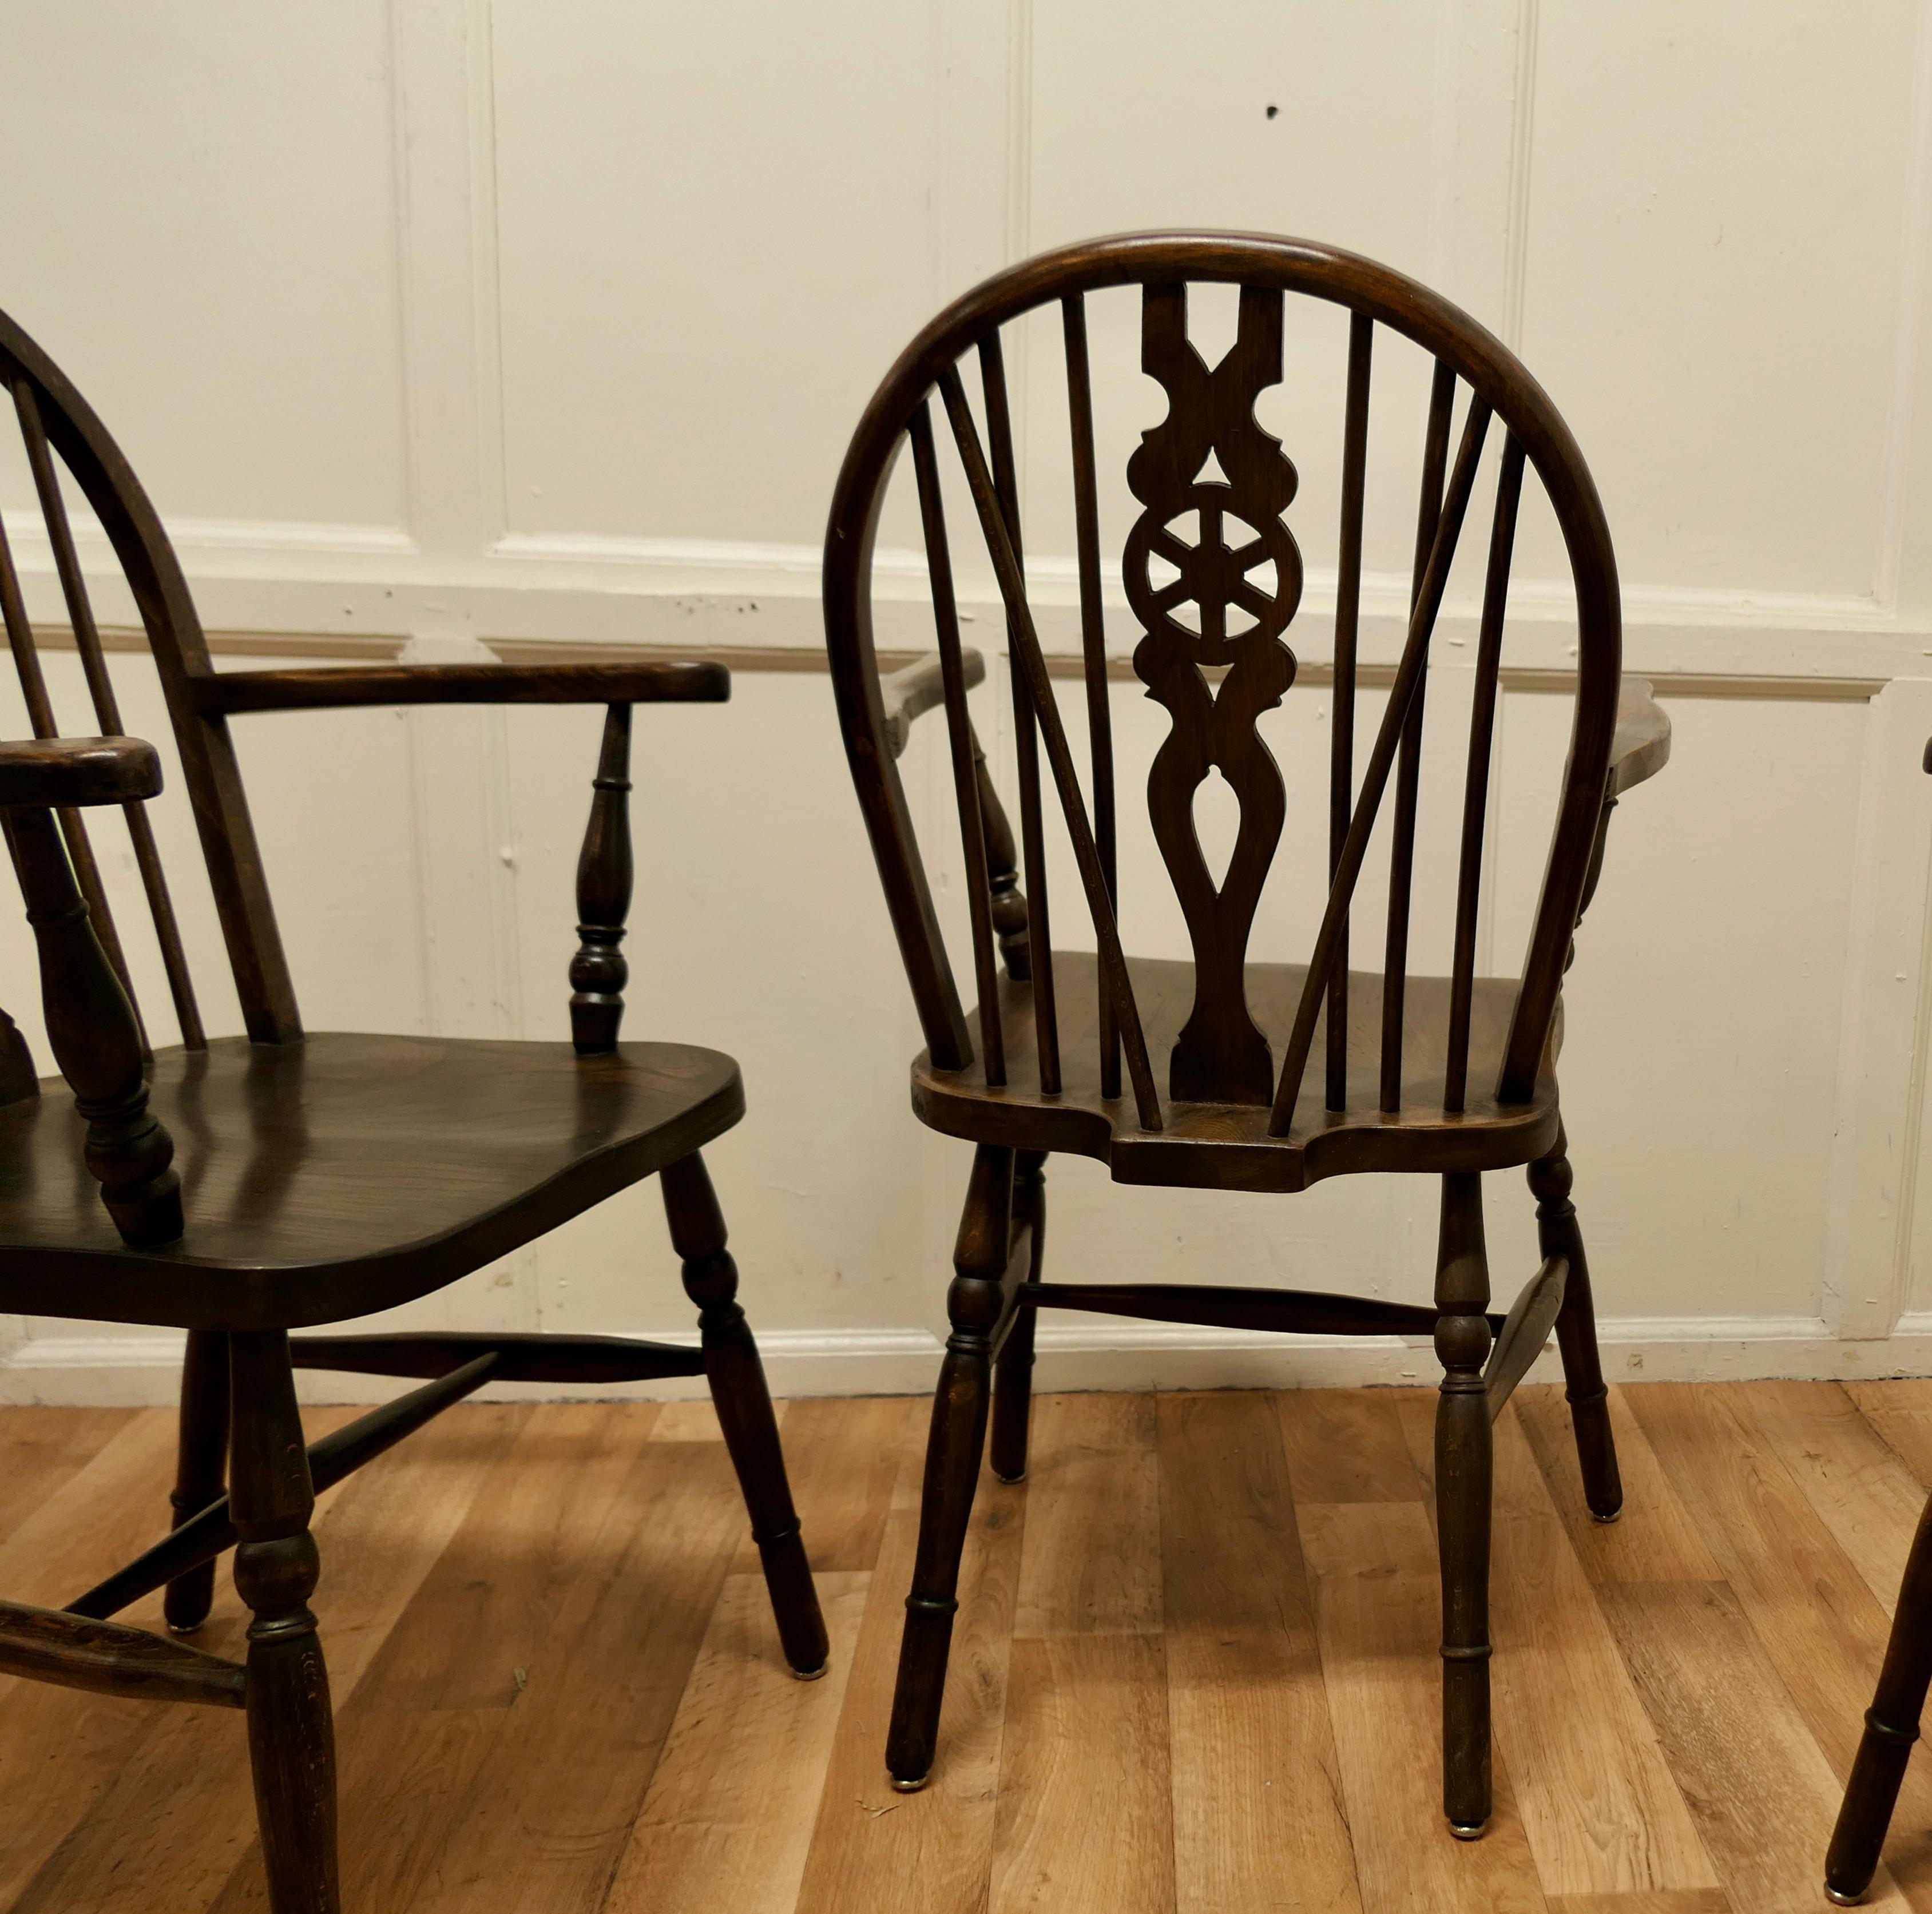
[1608,677,1671,796]
[192,659,730,716]
[881,648,986,760]
[0,736,161,809]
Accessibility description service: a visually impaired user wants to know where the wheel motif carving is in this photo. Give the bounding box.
[1128,284,1300,1103]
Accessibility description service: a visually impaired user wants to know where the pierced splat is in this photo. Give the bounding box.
[1126,284,1300,1103]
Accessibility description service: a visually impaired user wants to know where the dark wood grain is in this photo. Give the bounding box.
[0,299,825,1911]
[14,380,205,1047]
[68,1354,501,1622]
[1128,282,1298,1105]
[1382,362,1457,1113]
[5,804,181,1245]
[0,1595,246,1706]
[0,735,160,807]
[1327,313,1372,1112]
[822,233,1654,1829]
[1827,1492,1932,1903]
[197,658,729,712]
[569,702,634,1053]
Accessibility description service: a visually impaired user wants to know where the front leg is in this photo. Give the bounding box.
[1435,1172,1494,1840]
[229,1331,338,1913]
[661,1150,828,1677]
[887,1142,1017,1790]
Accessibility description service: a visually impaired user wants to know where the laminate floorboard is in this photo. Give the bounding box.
[2,1382,1927,1910]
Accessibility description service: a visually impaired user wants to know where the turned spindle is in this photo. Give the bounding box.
[5,807,180,1245]
[969,729,1030,980]
[569,702,634,1054]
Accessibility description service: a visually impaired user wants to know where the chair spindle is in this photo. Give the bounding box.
[3,806,180,1244]
[1062,295,1120,1101]
[1269,396,1494,1136]
[0,507,142,1044]
[1443,436,1525,1114]
[568,702,633,1054]
[1326,314,1374,1110]
[909,402,1005,1085]
[971,729,1030,979]
[14,382,204,1049]
[977,335,1060,1093]
[938,365,1163,1131]
[1380,360,1458,1112]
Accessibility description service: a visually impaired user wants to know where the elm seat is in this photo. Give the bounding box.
[915,953,1558,1192]
[0,1034,742,1327]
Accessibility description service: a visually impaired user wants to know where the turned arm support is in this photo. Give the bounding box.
[0,737,181,1246]
[193,657,734,1057]
[880,647,1031,979]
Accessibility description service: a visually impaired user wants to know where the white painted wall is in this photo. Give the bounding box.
[1,1,1931,1400]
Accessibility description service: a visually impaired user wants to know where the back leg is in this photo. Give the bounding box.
[661,1149,829,1678]
[1827,1492,1932,1904]
[990,1150,1045,1484]
[1529,1129,1623,1522]
[164,1327,229,1633]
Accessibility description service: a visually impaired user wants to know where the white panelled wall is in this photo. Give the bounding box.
[0,1,1930,1400]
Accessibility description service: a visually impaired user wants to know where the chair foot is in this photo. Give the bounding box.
[1591,1506,1623,1525]
[166,1618,206,1637]
[1448,1820,1488,1842]
[993,1468,1026,1486]
[891,1773,931,1794]
[1825,1888,1865,1908]
[1531,1141,1626,1521]
[791,1658,830,1682]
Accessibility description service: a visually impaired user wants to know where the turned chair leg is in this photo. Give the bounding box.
[1826,1493,1932,1904]
[1435,1172,1494,1840]
[660,1150,828,1679]
[164,1327,230,1633]
[1530,1129,1624,1521]
[990,1150,1045,1484]
[887,1142,1014,1791]
[229,1330,339,1914]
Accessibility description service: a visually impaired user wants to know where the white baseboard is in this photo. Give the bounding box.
[5,1313,1932,1406]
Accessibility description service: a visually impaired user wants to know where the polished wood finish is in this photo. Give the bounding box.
[10,1380,1932,1912]
[1827,735,1932,1903]
[1,771,182,1246]
[570,702,636,1053]
[198,658,728,713]
[823,233,1672,1830]
[0,734,160,807]
[0,1595,246,1706]
[0,309,823,1907]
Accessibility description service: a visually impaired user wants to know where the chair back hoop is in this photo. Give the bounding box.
[823,232,1621,1137]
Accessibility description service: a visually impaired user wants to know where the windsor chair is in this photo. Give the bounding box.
[824,231,1671,1836]
[0,311,827,1912]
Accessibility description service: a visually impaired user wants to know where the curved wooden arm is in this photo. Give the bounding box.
[193,658,729,715]
[1607,677,1670,796]
[881,648,986,760]
[0,736,161,809]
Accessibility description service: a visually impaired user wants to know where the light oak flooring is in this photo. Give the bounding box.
[2,1380,1930,1911]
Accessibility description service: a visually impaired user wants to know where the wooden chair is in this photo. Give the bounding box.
[0,312,828,1912]
[823,231,1670,1835]
[1824,738,1932,1904]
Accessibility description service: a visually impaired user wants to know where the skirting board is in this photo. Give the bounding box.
[6,1312,1932,1406]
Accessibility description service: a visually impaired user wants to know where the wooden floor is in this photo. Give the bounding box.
[3,1382,1931,1912]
